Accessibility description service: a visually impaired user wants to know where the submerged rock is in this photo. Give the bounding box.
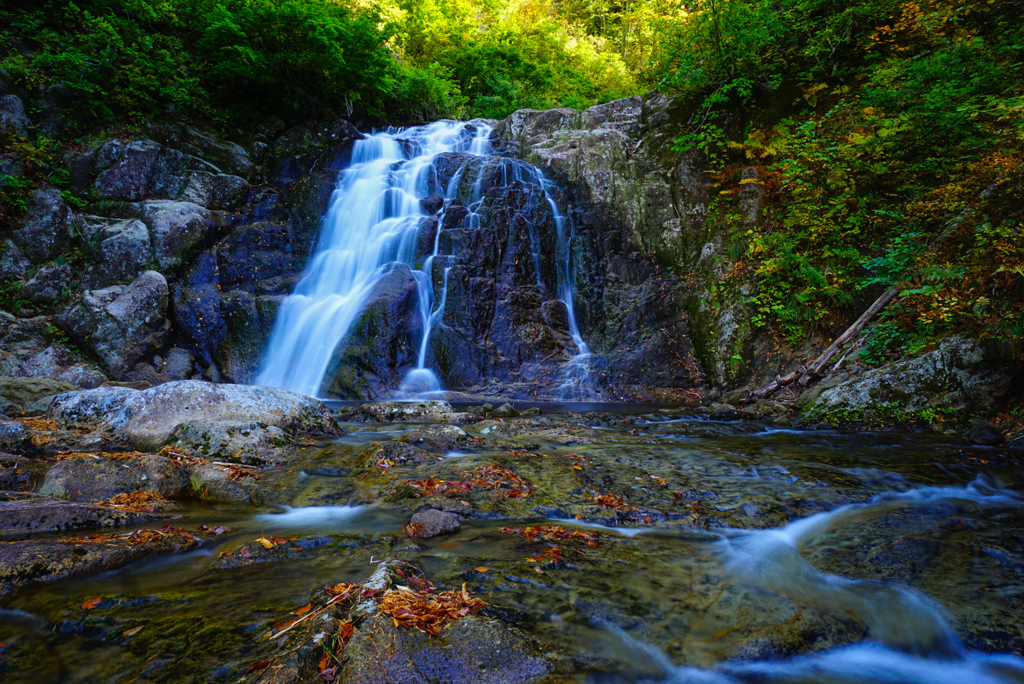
[407,508,461,538]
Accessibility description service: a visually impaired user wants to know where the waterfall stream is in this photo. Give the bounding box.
[256,120,596,399]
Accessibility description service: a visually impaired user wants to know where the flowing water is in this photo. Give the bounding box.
[256,121,597,400]
[3,410,1024,683]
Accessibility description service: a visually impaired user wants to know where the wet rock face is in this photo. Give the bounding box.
[322,264,421,399]
[489,95,729,396]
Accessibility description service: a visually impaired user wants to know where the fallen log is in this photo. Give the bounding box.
[753,288,899,398]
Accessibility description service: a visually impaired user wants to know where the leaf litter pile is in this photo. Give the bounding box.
[403,465,533,499]
[248,562,484,682]
[96,490,170,512]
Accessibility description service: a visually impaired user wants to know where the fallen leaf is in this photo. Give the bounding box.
[475,567,490,572]
[123,626,144,638]
[255,536,275,549]
[81,596,102,610]
[240,548,251,558]
[244,660,272,674]
[294,603,312,616]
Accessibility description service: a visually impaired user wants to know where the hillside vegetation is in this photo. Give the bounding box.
[1,0,1022,366]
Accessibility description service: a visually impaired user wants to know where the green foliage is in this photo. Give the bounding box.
[656,0,1024,358]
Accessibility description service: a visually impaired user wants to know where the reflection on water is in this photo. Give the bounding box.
[2,410,1023,683]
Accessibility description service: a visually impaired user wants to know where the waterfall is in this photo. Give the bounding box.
[256,120,597,399]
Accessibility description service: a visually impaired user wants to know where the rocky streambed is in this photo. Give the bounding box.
[1,384,1024,683]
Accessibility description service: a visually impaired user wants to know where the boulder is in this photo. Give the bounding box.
[38,454,186,501]
[49,380,338,450]
[12,187,74,262]
[964,417,1005,446]
[140,200,213,272]
[339,613,548,684]
[169,419,289,465]
[10,344,72,379]
[802,336,1018,425]
[183,127,253,177]
[0,93,29,134]
[0,239,30,280]
[56,270,170,377]
[21,263,72,304]
[0,416,30,452]
[10,345,107,388]
[162,347,196,381]
[56,364,107,389]
[187,462,261,503]
[0,315,50,376]
[94,139,163,200]
[46,385,138,431]
[179,171,249,209]
[0,492,153,536]
[407,508,460,538]
[81,217,152,287]
[0,376,79,406]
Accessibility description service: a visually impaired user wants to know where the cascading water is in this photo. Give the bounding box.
[256,119,597,399]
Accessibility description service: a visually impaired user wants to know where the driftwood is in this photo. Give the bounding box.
[753,288,899,398]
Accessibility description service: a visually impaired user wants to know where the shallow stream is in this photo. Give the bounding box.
[3,408,1024,683]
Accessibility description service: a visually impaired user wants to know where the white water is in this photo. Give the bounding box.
[603,476,1024,683]
[256,119,597,399]
[254,504,369,529]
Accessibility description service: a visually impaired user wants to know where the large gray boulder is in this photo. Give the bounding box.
[802,336,1018,425]
[140,200,212,272]
[12,188,74,262]
[56,270,170,377]
[49,380,338,450]
[169,419,289,465]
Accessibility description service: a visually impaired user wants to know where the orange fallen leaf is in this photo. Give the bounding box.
[294,603,312,616]
[475,567,490,572]
[82,596,102,610]
[245,660,272,674]
[123,626,144,638]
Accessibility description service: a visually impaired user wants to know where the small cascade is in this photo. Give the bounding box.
[257,118,598,400]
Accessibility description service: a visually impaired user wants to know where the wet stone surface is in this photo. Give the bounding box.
[0,406,1023,683]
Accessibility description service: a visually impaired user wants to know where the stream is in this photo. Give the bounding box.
[2,407,1024,683]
